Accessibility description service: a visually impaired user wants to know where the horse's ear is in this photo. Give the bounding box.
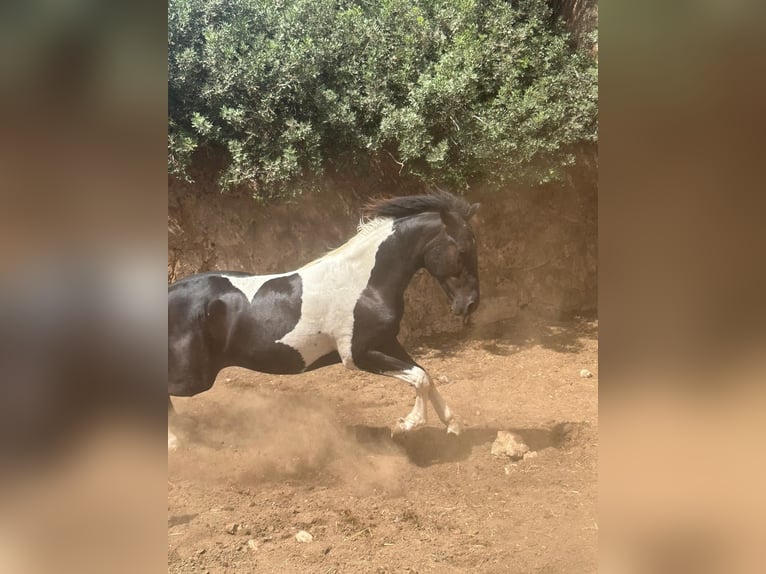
[467,203,481,219]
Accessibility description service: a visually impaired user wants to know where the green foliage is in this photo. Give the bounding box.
[168,0,597,196]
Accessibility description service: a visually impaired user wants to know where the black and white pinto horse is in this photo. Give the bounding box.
[168,192,480,450]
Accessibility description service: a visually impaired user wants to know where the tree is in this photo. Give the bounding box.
[168,0,597,198]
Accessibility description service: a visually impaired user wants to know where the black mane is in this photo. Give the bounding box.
[364,191,473,221]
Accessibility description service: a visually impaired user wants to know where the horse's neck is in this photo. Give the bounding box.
[382,214,442,291]
[344,213,440,297]
[302,214,436,292]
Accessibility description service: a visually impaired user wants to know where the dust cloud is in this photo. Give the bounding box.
[168,389,409,495]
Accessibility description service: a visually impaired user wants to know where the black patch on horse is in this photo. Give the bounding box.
[305,350,342,371]
[168,275,245,396]
[251,274,303,336]
[228,273,306,374]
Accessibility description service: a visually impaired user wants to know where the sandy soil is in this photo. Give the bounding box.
[168,316,598,573]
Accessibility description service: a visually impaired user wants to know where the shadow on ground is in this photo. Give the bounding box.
[348,421,589,467]
[168,513,198,528]
[412,313,598,359]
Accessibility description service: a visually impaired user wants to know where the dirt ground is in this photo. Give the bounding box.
[168,315,598,574]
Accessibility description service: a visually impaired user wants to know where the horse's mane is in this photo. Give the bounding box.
[363,190,473,222]
[302,192,473,269]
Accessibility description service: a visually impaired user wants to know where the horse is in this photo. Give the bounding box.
[168,191,480,450]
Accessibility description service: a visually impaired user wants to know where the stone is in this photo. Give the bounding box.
[295,530,313,543]
[579,369,593,378]
[246,539,258,551]
[491,431,530,460]
[225,523,240,535]
[523,451,538,460]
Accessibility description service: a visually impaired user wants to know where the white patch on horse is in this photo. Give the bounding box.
[219,273,284,302]
[281,218,395,367]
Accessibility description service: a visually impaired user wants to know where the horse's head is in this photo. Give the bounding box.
[423,203,481,322]
[363,191,482,324]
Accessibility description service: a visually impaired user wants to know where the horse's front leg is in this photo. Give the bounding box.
[428,384,462,435]
[382,339,462,435]
[352,350,430,434]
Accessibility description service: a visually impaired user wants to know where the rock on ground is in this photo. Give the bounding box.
[295,530,313,543]
[491,431,530,460]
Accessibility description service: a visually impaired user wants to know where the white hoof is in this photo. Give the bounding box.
[446,418,462,436]
[392,416,425,436]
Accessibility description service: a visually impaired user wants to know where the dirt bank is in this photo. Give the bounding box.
[168,178,596,341]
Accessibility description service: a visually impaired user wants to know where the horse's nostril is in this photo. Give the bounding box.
[466,300,478,315]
